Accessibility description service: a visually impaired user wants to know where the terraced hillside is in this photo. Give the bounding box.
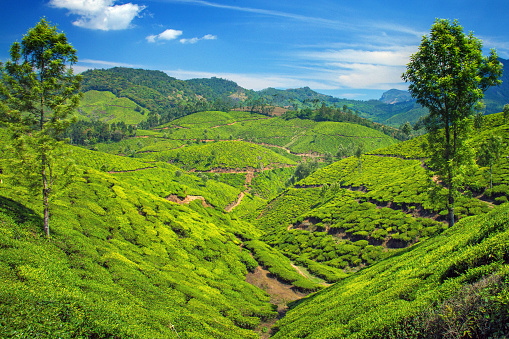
[0,129,284,338]
[143,110,398,158]
[271,204,509,338]
[2,110,509,338]
[251,113,508,286]
[77,90,149,124]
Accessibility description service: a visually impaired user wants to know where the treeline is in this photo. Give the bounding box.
[283,104,409,141]
[62,120,136,145]
[186,77,250,101]
[138,98,241,129]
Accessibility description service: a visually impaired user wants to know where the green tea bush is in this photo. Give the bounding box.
[244,240,320,292]
[271,205,509,339]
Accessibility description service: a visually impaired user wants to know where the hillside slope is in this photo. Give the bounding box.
[77,90,149,124]
[272,205,509,338]
[2,110,509,338]
[0,128,286,338]
[251,112,508,288]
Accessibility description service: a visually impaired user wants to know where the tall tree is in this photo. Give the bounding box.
[477,136,503,190]
[0,18,82,237]
[503,104,509,123]
[355,145,363,175]
[402,19,502,227]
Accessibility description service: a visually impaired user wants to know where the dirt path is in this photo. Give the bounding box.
[290,263,308,279]
[246,266,308,338]
[225,170,254,212]
[225,192,245,212]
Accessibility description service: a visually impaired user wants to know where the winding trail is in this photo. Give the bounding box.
[165,194,211,208]
[225,170,254,212]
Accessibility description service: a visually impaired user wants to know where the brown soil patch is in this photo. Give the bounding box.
[246,266,308,337]
[245,171,254,188]
[225,192,245,212]
[224,170,254,212]
[246,266,306,308]
[270,106,289,116]
[165,194,211,208]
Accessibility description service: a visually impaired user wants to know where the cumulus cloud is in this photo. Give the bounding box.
[49,0,145,31]
[146,29,183,43]
[180,34,217,44]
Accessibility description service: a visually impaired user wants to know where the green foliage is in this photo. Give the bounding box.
[477,135,503,189]
[0,148,276,337]
[244,240,321,292]
[136,110,397,158]
[148,141,296,171]
[403,18,503,227]
[80,67,195,124]
[271,205,509,338]
[293,161,319,183]
[3,32,509,337]
[0,18,82,237]
[250,167,294,200]
[382,274,509,338]
[77,90,148,124]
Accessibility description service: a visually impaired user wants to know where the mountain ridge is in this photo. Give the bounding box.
[80,58,507,127]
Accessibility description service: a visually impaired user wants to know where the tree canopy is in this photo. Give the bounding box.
[0,18,82,237]
[402,19,503,227]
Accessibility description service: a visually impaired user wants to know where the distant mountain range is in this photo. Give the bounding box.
[378,58,509,113]
[81,58,508,127]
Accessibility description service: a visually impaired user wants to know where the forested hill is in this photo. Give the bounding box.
[484,57,509,113]
[79,67,423,127]
[80,67,195,119]
[80,60,508,128]
[186,77,256,101]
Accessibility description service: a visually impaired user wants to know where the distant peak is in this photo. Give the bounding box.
[380,89,413,104]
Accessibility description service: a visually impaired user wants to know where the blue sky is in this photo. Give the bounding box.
[1,0,509,100]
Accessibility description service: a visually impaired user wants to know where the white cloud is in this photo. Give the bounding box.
[301,47,416,67]
[49,0,145,31]
[79,58,137,67]
[334,63,407,90]
[180,37,199,44]
[180,34,217,44]
[159,29,184,40]
[289,44,418,90]
[74,58,143,73]
[146,29,183,43]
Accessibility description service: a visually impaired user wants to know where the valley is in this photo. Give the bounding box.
[2,63,509,338]
[2,105,509,337]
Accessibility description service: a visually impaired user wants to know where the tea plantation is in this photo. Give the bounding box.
[2,110,509,338]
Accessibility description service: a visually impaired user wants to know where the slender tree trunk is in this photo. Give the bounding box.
[42,159,50,238]
[490,165,493,190]
[40,72,50,238]
[448,193,455,228]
